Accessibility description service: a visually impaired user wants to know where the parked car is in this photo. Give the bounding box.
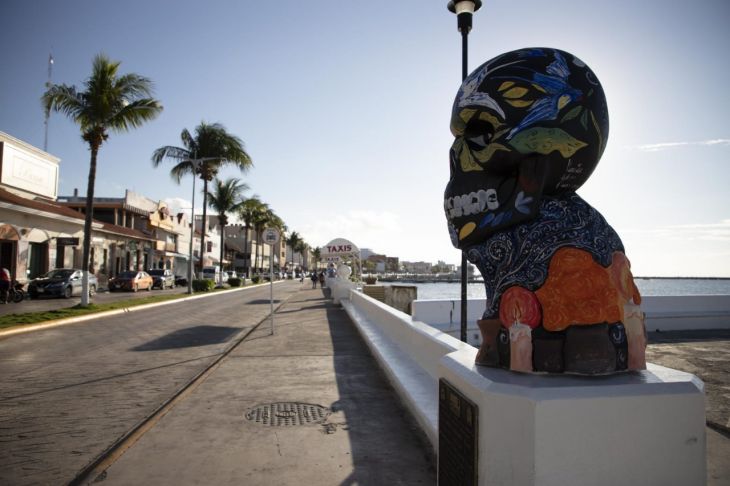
[174,274,188,287]
[226,270,238,280]
[109,271,154,292]
[148,269,175,289]
[201,266,228,284]
[28,269,98,299]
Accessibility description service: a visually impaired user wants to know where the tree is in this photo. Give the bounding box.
[261,212,286,273]
[312,246,321,270]
[43,53,162,306]
[248,201,272,274]
[295,241,307,270]
[206,177,248,284]
[286,231,302,270]
[152,122,252,273]
[239,196,265,277]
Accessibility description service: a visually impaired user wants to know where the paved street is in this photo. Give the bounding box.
[0,280,302,486]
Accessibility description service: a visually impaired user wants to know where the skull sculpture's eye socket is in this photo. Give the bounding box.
[464,118,494,150]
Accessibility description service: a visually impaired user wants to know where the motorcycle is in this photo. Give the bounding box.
[2,280,26,303]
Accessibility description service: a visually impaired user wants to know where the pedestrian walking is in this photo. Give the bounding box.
[0,267,10,304]
[311,271,318,288]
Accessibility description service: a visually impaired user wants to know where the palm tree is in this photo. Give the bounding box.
[239,196,265,277]
[312,246,321,271]
[295,241,307,271]
[152,122,252,273]
[246,201,271,274]
[267,213,286,273]
[43,53,162,306]
[286,231,302,271]
[206,177,248,284]
[254,209,285,274]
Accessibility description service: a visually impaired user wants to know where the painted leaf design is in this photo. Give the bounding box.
[459,143,483,172]
[514,191,534,214]
[459,222,476,240]
[503,87,529,99]
[473,143,510,163]
[508,127,588,158]
[506,99,534,108]
[459,108,477,123]
[580,110,588,130]
[498,81,515,91]
[478,111,504,129]
[590,110,603,153]
[561,105,582,122]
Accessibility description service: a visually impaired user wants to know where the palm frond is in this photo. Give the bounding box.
[169,160,196,184]
[152,145,190,167]
[42,84,85,120]
[108,98,163,131]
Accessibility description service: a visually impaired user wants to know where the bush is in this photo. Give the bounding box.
[251,275,261,284]
[192,279,215,292]
[228,277,242,287]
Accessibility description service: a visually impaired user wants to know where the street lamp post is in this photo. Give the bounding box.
[448,0,482,343]
[187,159,201,294]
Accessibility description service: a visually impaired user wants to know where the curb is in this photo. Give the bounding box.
[0,281,286,340]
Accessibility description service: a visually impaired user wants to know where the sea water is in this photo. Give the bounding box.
[413,278,730,300]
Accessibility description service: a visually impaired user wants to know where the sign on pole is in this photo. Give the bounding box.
[264,227,280,335]
[264,227,280,246]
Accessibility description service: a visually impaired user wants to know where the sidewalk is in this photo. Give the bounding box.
[98,287,436,485]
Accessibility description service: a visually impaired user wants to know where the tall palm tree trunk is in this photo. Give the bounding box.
[254,229,260,273]
[219,223,225,284]
[80,145,99,306]
[243,224,249,278]
[199,177,208,275]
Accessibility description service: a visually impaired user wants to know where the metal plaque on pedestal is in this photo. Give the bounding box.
[438,378,478,486]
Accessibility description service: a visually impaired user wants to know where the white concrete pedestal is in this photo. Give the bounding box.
[439,348,706,486]
[331,280,356,304]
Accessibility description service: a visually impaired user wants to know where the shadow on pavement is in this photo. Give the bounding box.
[245,299,282,305]
[321,291,436,484]
[132,325,240,351]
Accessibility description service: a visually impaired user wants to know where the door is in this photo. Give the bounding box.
[28,242,48,279]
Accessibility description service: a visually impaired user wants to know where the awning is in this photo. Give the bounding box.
[167,251,190,260]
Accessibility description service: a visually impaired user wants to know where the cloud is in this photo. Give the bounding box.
[620,219,730,242]
[625,139,730,152]
[162,197,203,218]
[297,210,401,250]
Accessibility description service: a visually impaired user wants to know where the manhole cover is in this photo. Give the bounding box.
[245,402,330,427]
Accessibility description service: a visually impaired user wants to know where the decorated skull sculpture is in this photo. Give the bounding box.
[444,48,646,375]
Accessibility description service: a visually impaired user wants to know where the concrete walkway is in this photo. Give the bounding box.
[97,287,436,485]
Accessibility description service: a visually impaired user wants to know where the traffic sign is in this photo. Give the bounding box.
[263,227,280,246]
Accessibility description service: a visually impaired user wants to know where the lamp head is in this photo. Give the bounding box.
[447,0,482,32]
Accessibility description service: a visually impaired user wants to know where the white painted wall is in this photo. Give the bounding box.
[343,289,708,485]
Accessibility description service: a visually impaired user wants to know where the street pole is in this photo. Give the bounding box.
[270,244,274,335]
[448,0,481,343]
[188,173,196,294]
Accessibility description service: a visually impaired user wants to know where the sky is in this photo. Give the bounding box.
[1,0,729,277]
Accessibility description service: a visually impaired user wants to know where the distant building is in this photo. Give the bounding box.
[402,261,432,274]
[59,189,191,274]
[360,248,376,261]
